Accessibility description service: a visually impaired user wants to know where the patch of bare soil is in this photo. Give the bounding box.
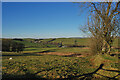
[76,55,85,57]
[82,47,90,49]
[37,52,90,57]
[37,52,74,56]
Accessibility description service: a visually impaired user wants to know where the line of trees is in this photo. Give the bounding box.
[2,39,25,53]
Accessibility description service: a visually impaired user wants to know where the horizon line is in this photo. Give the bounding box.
[1,36,89,39]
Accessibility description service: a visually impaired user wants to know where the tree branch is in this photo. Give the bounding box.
[114,2,120,12]
[109,2,120,18]
[91,3,105,20]
[106,2,112,16]
[113,11,120,17]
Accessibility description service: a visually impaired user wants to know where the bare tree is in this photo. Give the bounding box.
[80,2,120,55]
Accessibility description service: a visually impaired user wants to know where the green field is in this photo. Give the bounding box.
[2,38,120,79]
[12,37,120,48]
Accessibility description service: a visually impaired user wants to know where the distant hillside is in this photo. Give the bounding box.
[2,37,119,48]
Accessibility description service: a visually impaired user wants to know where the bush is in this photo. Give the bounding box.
[11,41,17,52]
[16,43,25,53]
[89,37,103,55]
[2,39,11,52]
[2,39,25,53]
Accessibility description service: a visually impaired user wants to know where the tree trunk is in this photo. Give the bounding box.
[106,43,111,55]
[102,40,107,54]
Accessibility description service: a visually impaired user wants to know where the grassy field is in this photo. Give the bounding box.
[10,37,120,48]
[2,38,120,79]
[52,38,90,46]
[2,53,120,79]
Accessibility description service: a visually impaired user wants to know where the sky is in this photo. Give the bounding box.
[2,2,89,38]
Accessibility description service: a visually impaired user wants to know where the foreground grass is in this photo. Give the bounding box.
[2,52,120,79]
[2,55,94,79]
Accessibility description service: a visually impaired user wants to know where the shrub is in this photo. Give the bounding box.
[89,37,103,55]
[2,39,25,53]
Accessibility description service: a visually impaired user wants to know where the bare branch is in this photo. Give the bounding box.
[113,11,120,17]
[106,2,112,16]
[114,2,120,12]
[91,3,105,20]
[109,2,120,18]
